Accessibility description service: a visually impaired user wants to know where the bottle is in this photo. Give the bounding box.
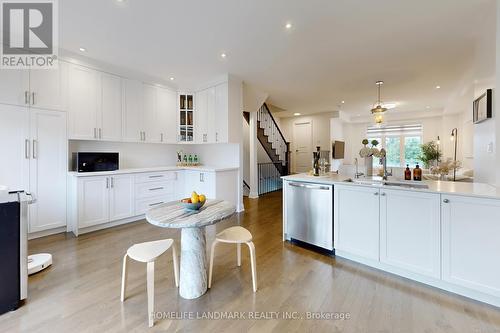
[413,163,422,181]
[404,164,411,180]
[194,154,199,165]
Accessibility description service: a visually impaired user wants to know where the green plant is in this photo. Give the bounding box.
[371,139,379,147]
[419,141,442,168]
[362,139,369,145]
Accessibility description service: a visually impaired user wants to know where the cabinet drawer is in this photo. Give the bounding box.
[135,195,174,215]
[135,171,177,184]
[135,181,174,199]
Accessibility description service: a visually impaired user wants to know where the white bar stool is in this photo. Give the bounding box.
[208,226,257,292]
[120,239,179,327]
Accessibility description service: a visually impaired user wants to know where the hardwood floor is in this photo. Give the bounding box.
[2,191,500,332]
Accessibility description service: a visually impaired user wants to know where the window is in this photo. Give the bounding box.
[367,124,423,168]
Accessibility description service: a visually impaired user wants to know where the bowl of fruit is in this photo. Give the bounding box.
[181,191,207,211]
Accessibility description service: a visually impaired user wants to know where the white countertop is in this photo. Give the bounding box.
[282,173,500,200]
[68,165,239,177]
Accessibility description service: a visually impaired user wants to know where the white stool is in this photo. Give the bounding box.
[120,239,179,327]
[208,226,257,292]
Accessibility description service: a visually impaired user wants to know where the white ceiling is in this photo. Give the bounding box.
[60,0,496,117]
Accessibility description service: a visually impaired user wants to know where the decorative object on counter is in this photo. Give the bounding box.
[359,139,383,176]
[370,81,388,124]
[176,152,201,167]
[430,158,462,181]
[405,165,412,180]
[419,141,442,168]
[413,163,422,181]
[181,191,207,211]
[450,128,458,181]
[312,146,321,176]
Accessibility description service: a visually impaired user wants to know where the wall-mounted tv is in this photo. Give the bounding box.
[473,89,492,124]
[332,141,345,159]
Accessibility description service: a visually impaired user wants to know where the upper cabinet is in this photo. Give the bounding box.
[157,87,177,143]
[0,63,67,110]
[68,64,122,141]
[178,93,194,142]
[122,79,143,142]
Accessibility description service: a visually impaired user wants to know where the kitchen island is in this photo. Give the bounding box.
[282,173,500,308]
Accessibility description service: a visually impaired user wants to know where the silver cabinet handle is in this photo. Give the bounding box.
[161,133,164,142]
[374,192,379,196]
[200,173,204,182]
[24,91,29,105]
[143,131,146,141]
[94,128,97,139]
[443,199,449,203]
[32,92,35,105]
[149,201,164,207]
[149,187,164,191]
[32,140,37,159]
[25,139,30,159]
[149,175,163,179]
[215,132,218,142]
[110,177,114,188]
[99,128,102,139]
[106,177,109,189]
[289,183,330,190]
[381,192,386,196]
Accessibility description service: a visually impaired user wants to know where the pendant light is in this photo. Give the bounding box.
[371,81,387,124]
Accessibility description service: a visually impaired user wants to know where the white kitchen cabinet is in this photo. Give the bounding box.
[0,70,30,107]
[157,87,177,143]
[68,64,100,140]
[100,73,122,141]
[183,170,215,198]
[109,175,135,221]
[0,104,30,191]
[334,185,380,261]
[122,79,143,142]
[29,62,68,111]
[143,84,160,143]
[28,109,67,233]
[77,176,110,228]
[379,189,440,278]
[442,195,500,297]
[215,83,229,143]
[195,89,208,143]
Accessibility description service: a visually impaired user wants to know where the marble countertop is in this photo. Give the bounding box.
[282,173,500,200]
[68,165,239,177]
[146,199,236,228]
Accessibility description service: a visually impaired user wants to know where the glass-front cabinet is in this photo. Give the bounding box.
[178,93,194,142]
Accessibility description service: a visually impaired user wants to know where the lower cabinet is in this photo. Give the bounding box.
[109,175,135,221]
[442,194,500,297]
[334,185,380,261]
[380,189,441,278]
[183,170,215,199]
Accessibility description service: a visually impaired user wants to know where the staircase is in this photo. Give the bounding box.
[244,103,290,195]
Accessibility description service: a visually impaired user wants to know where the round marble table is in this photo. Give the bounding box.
[146,199,236,299]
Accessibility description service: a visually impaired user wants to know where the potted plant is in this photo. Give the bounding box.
[419,141,442,168]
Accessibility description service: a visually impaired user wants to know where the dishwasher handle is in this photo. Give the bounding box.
[289,182,331,190]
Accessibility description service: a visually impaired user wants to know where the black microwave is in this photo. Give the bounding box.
[72,152,119,173]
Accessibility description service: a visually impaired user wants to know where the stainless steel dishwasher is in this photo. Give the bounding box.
[286,181,333,251]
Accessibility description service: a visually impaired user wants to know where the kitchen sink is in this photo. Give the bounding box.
[343,178,429,189]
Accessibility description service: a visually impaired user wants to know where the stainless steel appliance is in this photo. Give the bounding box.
[0,191,33,314]
[286,182,333,251]
[72,152,119,172]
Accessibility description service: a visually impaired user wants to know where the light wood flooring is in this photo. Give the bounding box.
[1,191,500,332]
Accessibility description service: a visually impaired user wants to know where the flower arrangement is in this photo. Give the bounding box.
[430,158,462,176]
[419,141,442,168]
[359,139,383,158]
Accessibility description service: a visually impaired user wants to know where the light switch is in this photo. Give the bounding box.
[487,142,494,153]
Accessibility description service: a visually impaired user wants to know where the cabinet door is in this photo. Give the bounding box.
[206,87,216,143]
[77,176,109,228]
[195,89,208,143]
[214,83,228,143]
[143,84,160,143]
[0,105,30,192]
[183,170,202,198]
[0,69,29,107]
[100,73,122,141]
[29,62,68,111]
[109,175,135,221]
[122,79,143,142]
[68,64,99,140]
[28,109,67,233]
[199,172,215,198]
[380,189,440,278]
[157,87,177,143]
[442,195,500,297]
[334,185,380,260]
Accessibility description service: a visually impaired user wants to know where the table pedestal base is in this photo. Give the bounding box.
[179,227,207,299]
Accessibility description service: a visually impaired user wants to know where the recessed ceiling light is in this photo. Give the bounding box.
[169,77,175,81]
[285,22,292,29]
[426,106,431,109]
[220,53,227,59]
[435,85,441,89]
[79,47,86,52]
[294,113,301,116]
[357,114,361,116]
[116,0,124,2]
[341,100,345,104]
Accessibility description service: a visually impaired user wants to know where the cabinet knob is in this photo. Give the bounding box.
[443,199,449,203]
[381,192,386,196]
[374,192,379,196]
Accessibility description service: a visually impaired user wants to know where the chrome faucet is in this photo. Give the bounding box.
[354,158,364,179]
[379,148,393,180]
